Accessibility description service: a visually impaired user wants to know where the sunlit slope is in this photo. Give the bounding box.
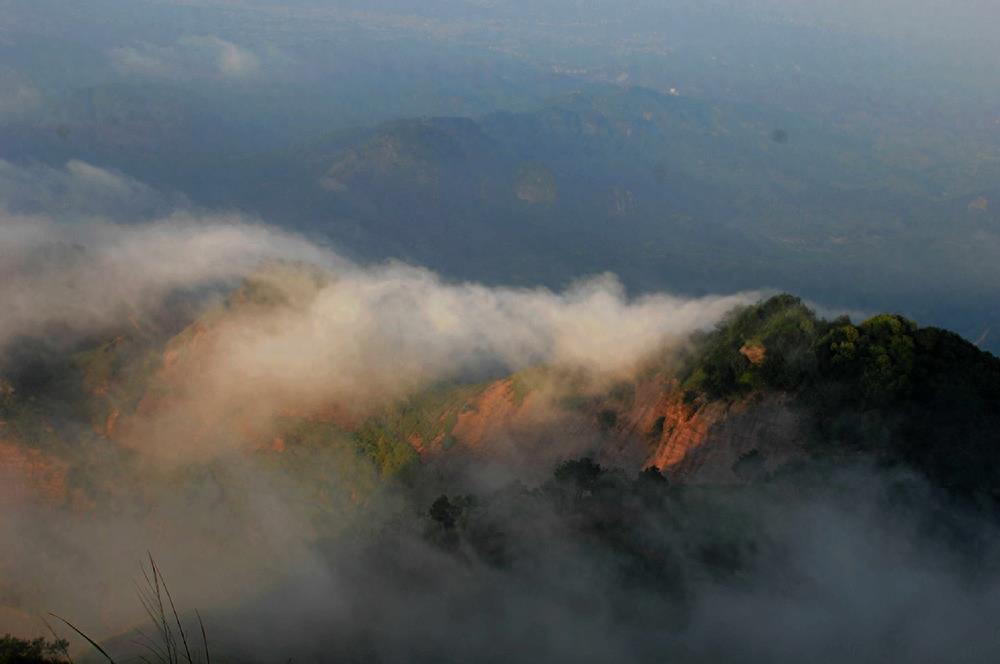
[4,273,1000,512]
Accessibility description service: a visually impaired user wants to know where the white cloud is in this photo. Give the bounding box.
[0,214,334,350]
[109,35,261,80]
[0,213,756,462]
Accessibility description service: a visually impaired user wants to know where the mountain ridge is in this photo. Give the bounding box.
[3,285,999,510]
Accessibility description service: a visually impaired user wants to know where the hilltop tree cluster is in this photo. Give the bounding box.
[679,295,1000,496]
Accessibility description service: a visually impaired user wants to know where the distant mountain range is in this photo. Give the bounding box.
[6,85,998,351]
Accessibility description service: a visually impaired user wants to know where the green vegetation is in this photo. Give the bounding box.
[820,314,918,404]
[73,338,161,433]
[353,421,421,479]
[680,294,823,398]
[265,418,380,519]
[422,457,766,592]
[352,381,488,476]
[0,635,69,664]
[0,382,61,449]
[680,294,1000,495]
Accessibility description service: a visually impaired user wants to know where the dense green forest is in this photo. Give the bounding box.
[678,295,1000,496]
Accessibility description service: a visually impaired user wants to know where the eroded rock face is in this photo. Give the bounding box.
[445,378,599,469]
[648,393,808,483]
[616,387,725,469]
[450,379,524,450]
[739,343,766,366]
[601,370,806,481]
[411,370,810,484]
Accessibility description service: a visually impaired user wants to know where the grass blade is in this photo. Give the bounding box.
[48,612,115,664]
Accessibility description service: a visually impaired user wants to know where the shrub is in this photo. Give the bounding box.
[0,635,69,664]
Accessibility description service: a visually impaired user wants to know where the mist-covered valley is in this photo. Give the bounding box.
[3,214,1000,662]
[3,1,1000,662]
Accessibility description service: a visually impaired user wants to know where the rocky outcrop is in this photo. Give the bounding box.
[739,343,766,365]
[649,392,808,483]
[406,376,601,474]
[450,379,525,450]
[411,371,809,484]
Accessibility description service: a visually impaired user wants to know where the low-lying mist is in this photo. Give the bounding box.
[81,464,1000,663]
[2,211,998,663]
[0,211,752,460]
[0,211,750,643]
